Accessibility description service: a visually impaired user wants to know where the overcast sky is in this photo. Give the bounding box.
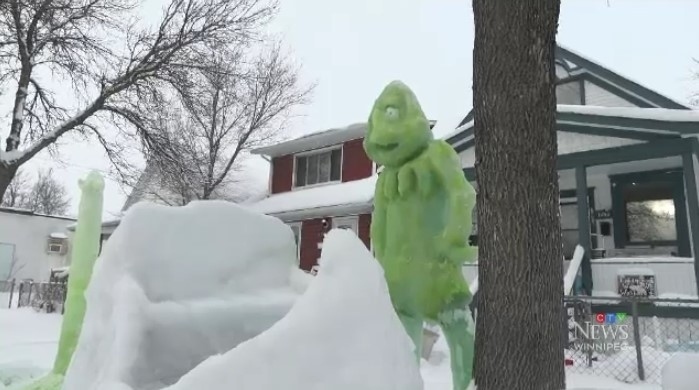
[8,0,699,218]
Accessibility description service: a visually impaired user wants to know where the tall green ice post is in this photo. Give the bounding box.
[364,81,478,390]
[23,171,104,390]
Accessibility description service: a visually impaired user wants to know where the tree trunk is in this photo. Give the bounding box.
[472,1,565,390]
[0,165,18,204]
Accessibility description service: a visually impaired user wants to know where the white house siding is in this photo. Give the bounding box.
[583,81,638,108]
[557,132,641,155]
[0,211,74,281]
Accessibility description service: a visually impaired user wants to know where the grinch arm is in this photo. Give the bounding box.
[371,171,388,260]
[427,140,478,263]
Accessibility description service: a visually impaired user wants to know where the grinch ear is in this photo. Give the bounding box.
[78,179,85,190]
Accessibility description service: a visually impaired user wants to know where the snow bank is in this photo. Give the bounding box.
[661,352,699,390]
[63,201,302,390]
[166,229,423,390]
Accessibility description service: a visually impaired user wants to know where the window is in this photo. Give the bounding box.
[623,183,677,243]
[294,148,342,187]
[611,170,689,256]
[332,216,358,235]
[288,223,302,261]
[47,238,65,254]
[556,80,583,105]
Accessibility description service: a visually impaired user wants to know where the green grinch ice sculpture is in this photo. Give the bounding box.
[364,81,477,390]
[24,171,104,390]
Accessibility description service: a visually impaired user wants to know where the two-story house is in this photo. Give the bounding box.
[249,121,437,271]
[252,45,699,299]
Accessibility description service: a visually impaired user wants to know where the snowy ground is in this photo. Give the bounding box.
[0,307,661,390]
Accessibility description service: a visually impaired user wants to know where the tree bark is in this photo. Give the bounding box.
[0,165,19,203]
[472,1,565,390]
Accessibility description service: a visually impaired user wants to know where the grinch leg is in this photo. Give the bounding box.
[399,312,424,363]
[438,298,475,390]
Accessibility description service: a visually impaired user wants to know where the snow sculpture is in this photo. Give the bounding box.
[23,171,105,390]
[364,81,478,390]
[661,352,699,390]
[165,229,423,390]
[62,201,303,390]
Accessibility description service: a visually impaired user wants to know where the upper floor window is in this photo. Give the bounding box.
[294,148,342,188]
[556,79,583,105]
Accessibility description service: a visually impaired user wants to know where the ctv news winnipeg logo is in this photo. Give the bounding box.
[572,312,631,352]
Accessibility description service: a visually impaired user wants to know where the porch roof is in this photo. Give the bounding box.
[247,176,377,221]
[448,105,699,153]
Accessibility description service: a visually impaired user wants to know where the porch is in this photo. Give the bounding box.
[462,109,699,296]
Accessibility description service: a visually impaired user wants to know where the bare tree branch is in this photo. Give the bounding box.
[129,43,312,205]
[0,0,280,202]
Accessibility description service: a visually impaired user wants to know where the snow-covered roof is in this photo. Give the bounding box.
[556,44,689,109]
[253,120,439,158]
[447,105,699,150]
[248,176,377,220]
[0,207,76,221]
[252,123,367,157]
[67,218,121,231]
[50,232,68,239]
[558,105,699,122]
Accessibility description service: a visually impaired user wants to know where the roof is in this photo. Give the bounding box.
[251,123,367,157]
[448,105,699,153]
[450,45,692,137]
[555,45,689,110]
[66,218,121,231]
[0,207,76,221]
[247,176,377,220]
[252,120,438,158]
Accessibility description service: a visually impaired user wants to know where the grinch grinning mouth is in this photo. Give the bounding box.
[375,142,399,151]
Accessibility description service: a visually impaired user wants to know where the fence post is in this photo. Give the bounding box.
[26,281,33,307]
[17,282,23,308]
[631,300,645,381]
[7,279,14,309]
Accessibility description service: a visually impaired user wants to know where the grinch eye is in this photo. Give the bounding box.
[385,106,399,120]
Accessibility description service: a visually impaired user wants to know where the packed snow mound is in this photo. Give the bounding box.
[63,201,304,390]
[662,352,699,390]
[165,229,423,390]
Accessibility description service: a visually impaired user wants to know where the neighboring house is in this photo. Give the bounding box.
[249,121,435,272]
[453,45,699,297]
[0,207,75,282]
[251,45,699,297]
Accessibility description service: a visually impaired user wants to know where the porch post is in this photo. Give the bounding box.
[681,153,699,295]
[575,166,593,295]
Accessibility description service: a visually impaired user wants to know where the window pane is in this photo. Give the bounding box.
[331,149,342,181]
[295,156,307,187]
[556,81,582,105]
[626,200,676,242]
[318,152,331,183]
[307,154,319,185]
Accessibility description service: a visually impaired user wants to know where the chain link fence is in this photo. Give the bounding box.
[564,295,699,385]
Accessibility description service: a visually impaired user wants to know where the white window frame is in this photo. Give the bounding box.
[288,222,302,264]
[292,146,343,190]
[47,238,65,255]
[332,216,359,235]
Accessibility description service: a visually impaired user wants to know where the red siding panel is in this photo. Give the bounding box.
[271,155,293,194]
[299,218,329,271]
[358,214,371,249]
[342,138,373,182]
